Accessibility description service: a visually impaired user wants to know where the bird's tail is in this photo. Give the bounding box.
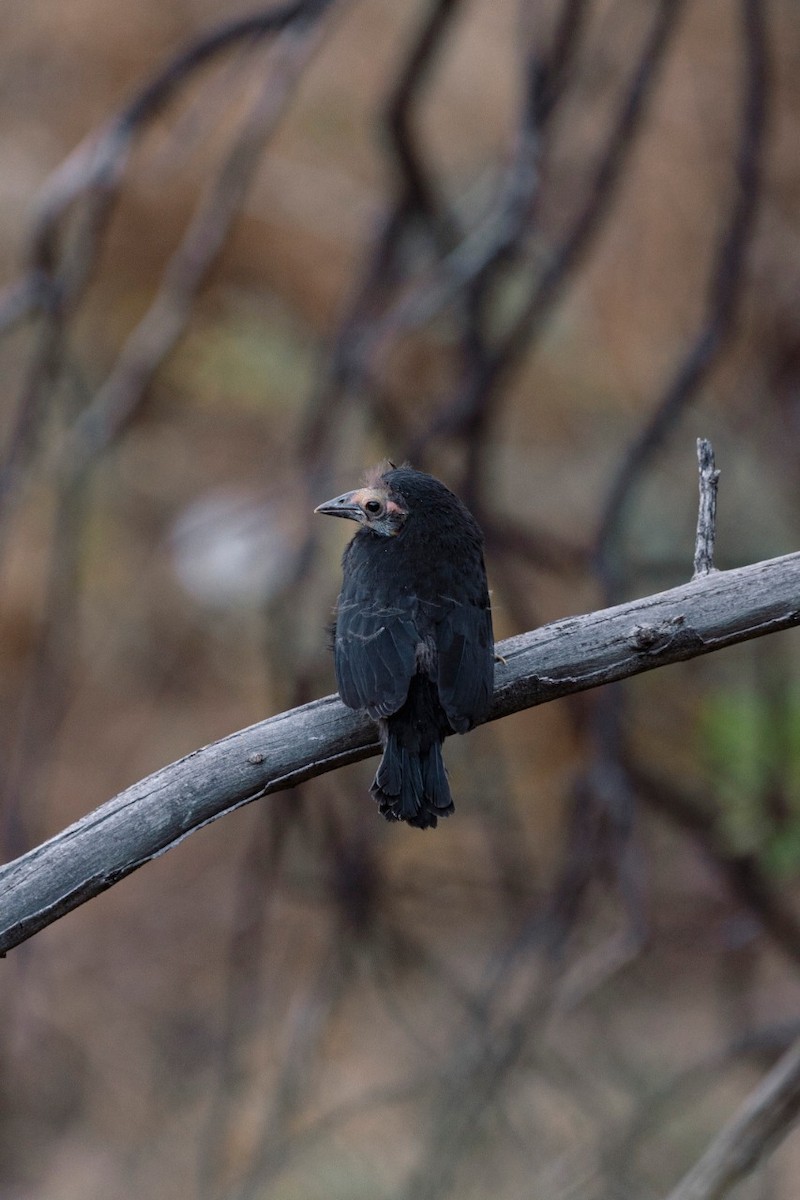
[371,732,453,830]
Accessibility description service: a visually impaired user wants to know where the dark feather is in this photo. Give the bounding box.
[435,600,493,733]
[334,595,419,719]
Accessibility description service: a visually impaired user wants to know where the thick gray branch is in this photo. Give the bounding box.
[665,1036,800,1200]
[1,551,799,955]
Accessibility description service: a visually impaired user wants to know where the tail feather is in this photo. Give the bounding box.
[422,739,452,813]
[371,733,453,830]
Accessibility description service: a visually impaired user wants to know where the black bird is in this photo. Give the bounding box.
[315,464,494,829]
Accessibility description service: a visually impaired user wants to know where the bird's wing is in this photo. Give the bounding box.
[334,595,419,719]
[435,600,494,733]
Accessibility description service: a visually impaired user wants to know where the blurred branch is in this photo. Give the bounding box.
[409,0,685,470]
[197,800,294,1199]
[634,765,800,969]
[608,1027,800,1195]
[570,0,769,997]
[298,0,464,459]
[481,512,586,575]
[546,714,646,956]
[304,0,594,474]
[594,0,767,591]
[497,0,685,372]
[384,0,463,247]
[67,21,327,469]
[0,0,339,517]
[0,6,337,867]
[665,1036,800,1200]
[0,0,337,332]
[1,549,799,955]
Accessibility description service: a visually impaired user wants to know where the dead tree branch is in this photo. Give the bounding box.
[0,550,799,956]
[665,1036,800,1200]
[694,438,721,577]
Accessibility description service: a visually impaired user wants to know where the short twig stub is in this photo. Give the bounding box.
[693,437,720,578]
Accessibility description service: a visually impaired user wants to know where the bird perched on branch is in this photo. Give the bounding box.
[315,464,494,829]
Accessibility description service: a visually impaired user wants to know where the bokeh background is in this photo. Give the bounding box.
[2,1,800,1196]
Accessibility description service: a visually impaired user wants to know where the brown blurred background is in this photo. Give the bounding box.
[2,1,800,1197]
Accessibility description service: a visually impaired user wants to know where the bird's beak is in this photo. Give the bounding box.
[314,490,363,521]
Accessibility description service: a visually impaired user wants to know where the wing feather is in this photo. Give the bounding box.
[435,601,494,732]
[334,598,418,718]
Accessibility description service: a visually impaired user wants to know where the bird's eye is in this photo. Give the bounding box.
[364,499,383,515]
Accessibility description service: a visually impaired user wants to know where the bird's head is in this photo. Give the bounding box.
[314,467,409,538]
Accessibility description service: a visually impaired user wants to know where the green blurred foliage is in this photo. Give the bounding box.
[702,686,800,877]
